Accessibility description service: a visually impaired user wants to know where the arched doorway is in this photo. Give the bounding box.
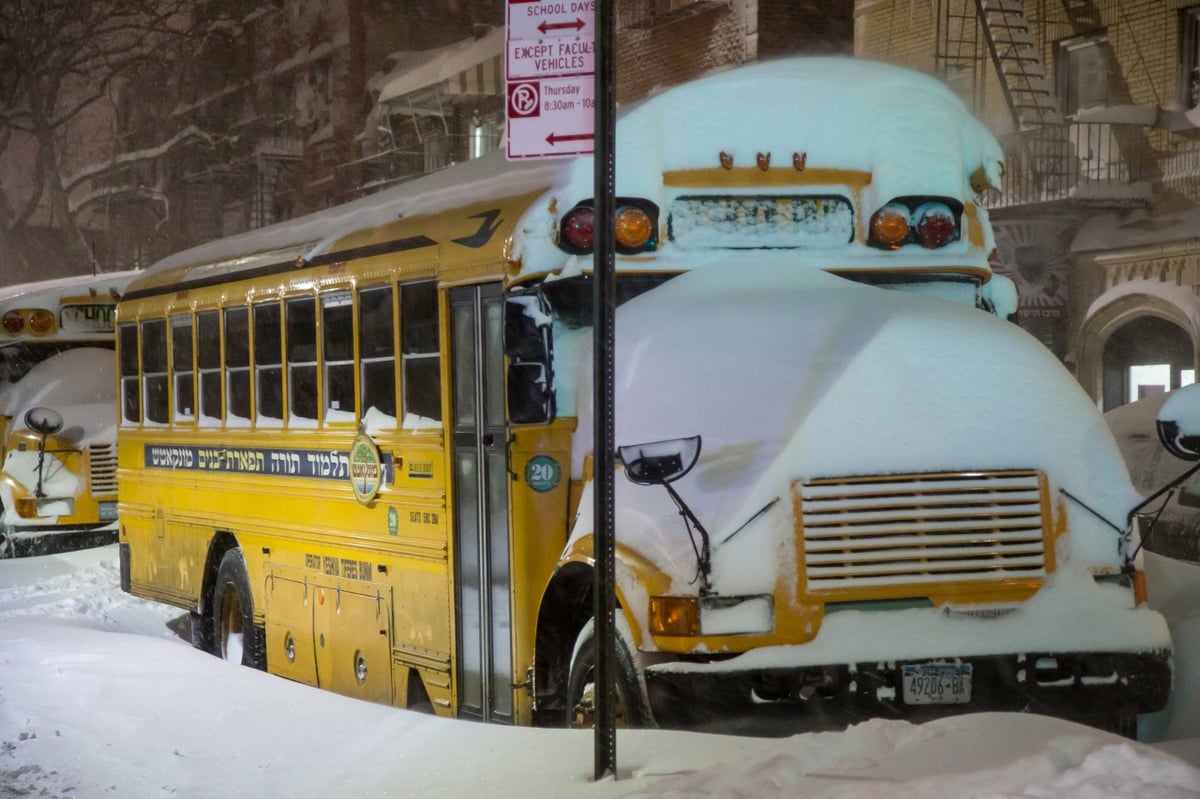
[1101,315,1194,410]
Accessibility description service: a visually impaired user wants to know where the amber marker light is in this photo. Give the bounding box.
[28,308,56,335]
[869,203,910,249]
[1,310,23,334]
[1133,569,1148,606]
[614,205,653,251]
[648,596,700,636]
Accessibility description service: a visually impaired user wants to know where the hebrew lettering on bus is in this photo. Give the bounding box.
[143,444,383,482]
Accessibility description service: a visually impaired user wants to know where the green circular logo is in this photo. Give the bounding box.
[348,433,383,505]
[387,506,398,536]
[524,455,562,493]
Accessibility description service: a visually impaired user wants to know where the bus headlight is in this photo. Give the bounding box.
[868,196,962,250]
[649,594,774,637]
[558,198,660,255]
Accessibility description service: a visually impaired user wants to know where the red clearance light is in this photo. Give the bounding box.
[869,204,910,249]
[561,206,595,253]
[914,203,958,248]
[1,310,23,334]
[614,206,653,250]
[28,308,55,334]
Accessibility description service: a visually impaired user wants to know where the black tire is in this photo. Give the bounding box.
[565,617,650,728]
[211,548,266,670]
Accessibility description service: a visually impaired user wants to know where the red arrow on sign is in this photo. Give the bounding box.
[546,131,595,146]
[539,17,586,34]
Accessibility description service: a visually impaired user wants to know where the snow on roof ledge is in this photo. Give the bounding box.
[377,26,503,104]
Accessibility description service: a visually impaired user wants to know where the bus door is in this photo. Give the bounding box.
[449,283,513,723]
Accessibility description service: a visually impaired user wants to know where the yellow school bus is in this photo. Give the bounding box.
[0,270,140,556]
[117,57,1171,735]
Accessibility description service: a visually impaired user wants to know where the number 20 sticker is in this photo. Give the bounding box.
[524,455,561,493]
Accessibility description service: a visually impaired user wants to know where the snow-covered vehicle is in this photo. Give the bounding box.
[116,57,1170,738]
[0,272,136,556]
[0,348,120,557]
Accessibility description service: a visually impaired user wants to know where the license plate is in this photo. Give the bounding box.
[99,501,117,521]
[901,662,972,705]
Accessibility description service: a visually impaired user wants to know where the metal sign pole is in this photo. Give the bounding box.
[592,0,617,782]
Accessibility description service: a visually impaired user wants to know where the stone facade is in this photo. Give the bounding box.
[856,0,1200,410]
[36,0,850,282]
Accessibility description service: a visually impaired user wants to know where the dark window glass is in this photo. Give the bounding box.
[287,297,318,422]
[254,302,283,423]
[197,310,221,422]
[225,307,251,423]
[322,292,355,419]
[171,315,194,422]
[402,281,440,421]
[359,286,395,419]
[141,319,168,424]
[118,323,140,423]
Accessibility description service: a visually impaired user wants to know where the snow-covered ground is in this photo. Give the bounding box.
[0,545,1196,798]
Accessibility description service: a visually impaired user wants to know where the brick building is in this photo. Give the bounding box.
[63,1,850,281]
[857,0,1200,410]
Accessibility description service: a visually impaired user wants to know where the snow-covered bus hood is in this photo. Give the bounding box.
[1,348,117,450]
[560,258,1138,595]
[510,57,1005,281]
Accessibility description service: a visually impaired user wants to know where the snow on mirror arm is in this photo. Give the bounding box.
[618,436,713,593]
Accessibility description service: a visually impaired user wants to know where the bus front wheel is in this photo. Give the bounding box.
[212,548,266,670]
[565,617,649,729]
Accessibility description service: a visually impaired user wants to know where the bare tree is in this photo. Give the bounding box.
[0,0,239,281]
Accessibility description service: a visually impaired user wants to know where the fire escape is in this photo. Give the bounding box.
[938,0,1151,208]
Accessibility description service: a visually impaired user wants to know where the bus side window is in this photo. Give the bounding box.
[323,291,356,422]
[118,323,140,423]
[171,314,195,423]
[141,319,168,425]
[358,286,394,422]
[400,281,441,424]
[196,310,221,425]
[286,297,318,424]
[254,302,283,426]
[225,307,251,426]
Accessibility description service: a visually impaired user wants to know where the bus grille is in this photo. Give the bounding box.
[797,471,1048,592]
[89,443,118,494]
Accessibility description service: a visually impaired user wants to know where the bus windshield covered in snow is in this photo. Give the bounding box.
[0,270,140,557]
[116,57,1170,737]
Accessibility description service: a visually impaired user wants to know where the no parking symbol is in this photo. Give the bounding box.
[508,82,541,118]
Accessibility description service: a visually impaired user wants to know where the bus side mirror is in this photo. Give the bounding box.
[505,295,550,361]
[618,436,702,485]
[25,406,64,436]
[1157,383,1200,460]
[505,294,555,425]
[508,362,551,425]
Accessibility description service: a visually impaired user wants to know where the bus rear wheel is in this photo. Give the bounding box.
[566,617,649,729]
[211,548,265,670]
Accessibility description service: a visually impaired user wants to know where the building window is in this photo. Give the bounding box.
[1181,7,1200,108]
[1056,34,1110,116]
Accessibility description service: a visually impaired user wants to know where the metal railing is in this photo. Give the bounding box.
[983,121,1157,209]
